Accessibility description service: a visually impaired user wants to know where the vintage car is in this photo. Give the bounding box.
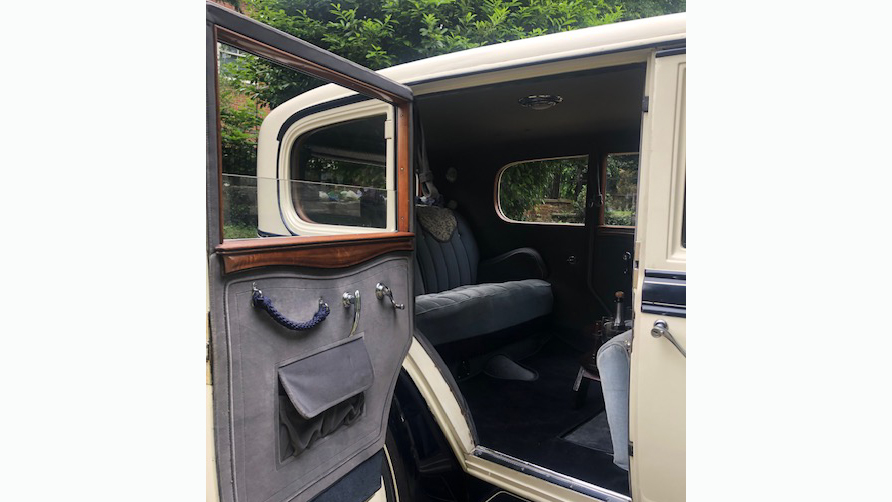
[206,4,686,502]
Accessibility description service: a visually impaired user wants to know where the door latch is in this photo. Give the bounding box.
[651,319,686,357]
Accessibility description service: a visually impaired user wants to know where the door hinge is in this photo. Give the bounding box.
[628,441,634,457]
[642,96,649,113]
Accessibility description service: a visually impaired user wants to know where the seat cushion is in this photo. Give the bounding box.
[414,279,553,345]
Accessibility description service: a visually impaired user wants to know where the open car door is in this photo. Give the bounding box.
[206,4,415,502]
[629,49,686,502]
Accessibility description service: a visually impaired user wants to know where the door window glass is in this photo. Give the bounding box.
[497,156,589,225]
[603,153,639,227]
[217,42,393,239]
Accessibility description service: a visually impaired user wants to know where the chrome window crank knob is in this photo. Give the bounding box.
[375,283,405,310]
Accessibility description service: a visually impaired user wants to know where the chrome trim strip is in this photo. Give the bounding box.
[641,303,686,318]
[382,445,400,502]
[483,490,528,502]
[471,446,631,502]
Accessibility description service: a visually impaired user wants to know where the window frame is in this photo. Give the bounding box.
[207,13,413,252]
[494,154,591,227]
[599,151,640,229]
[278,99,396,236]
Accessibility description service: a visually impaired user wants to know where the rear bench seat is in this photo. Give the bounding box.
[413,206,553,345]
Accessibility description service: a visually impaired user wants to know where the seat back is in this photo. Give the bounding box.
[414,208,479,294]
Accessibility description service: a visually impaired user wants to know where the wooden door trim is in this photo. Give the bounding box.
[216,232,414,273]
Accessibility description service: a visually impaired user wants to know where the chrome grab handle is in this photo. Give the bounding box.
[375,283,405,310]
[342,290,361,336]
[651,319,686,357]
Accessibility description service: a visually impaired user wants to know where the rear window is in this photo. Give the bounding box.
[497,156,589,225]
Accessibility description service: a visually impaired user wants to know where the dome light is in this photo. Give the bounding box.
[518,94,563,110]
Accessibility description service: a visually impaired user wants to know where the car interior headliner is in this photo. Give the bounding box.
[416,63,646,152]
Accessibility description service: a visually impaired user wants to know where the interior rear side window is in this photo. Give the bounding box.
[602,153,639,227]
[497,156,588,225]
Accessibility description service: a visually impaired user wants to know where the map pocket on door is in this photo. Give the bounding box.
[276,335,375,460]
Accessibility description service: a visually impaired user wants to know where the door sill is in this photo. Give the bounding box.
[471,446,631,502]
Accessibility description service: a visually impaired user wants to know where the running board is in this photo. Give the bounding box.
[471,446,631,502]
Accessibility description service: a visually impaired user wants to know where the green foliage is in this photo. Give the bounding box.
[224,223,260,239]
[604,153,638,225]
[500,157,588,223]
[222,180,259,238]
[304,157,386,189]
[618,0,684,19]
[240,0,633,71]
[605,210,633,226]
[221,44,326,109]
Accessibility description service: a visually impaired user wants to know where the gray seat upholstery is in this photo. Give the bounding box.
[415,280,553,345]
[597,329,633,471]
[414,208,553,345]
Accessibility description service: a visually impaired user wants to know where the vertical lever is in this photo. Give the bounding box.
[342,290,361,336]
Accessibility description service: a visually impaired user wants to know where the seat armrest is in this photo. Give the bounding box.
[478,247,547,283]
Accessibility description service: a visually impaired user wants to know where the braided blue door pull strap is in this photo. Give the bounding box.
[251,284,330,331]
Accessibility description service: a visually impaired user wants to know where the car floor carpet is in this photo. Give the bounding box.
[562,410,614,454]
[483,354,539,381]
[456,337,630,496]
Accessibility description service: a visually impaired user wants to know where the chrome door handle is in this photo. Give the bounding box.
[651,320,686,357]
[375,283,405,310]
[342,290,361,336]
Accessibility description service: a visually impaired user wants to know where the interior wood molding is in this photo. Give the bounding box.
[397,104,411,232]
[216,232,414,273]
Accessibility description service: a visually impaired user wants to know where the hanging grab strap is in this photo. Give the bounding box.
[251,284,330,331]
[414,108,441,205]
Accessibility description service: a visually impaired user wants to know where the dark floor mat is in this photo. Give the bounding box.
[562,411,614,454]
[456,337,630,495]
[484,354,538,381]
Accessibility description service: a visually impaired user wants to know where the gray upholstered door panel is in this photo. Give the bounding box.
[209,253,413,502]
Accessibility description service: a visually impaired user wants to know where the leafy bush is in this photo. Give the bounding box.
[499,157,588,222]
[605,210,633,226]
[224,223,260,239]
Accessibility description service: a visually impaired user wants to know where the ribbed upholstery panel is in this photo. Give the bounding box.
[453,215,478,286]
[415,210,479,294]
[414,280,553,345]
[413,208,550,346]
[413,260,426,295]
